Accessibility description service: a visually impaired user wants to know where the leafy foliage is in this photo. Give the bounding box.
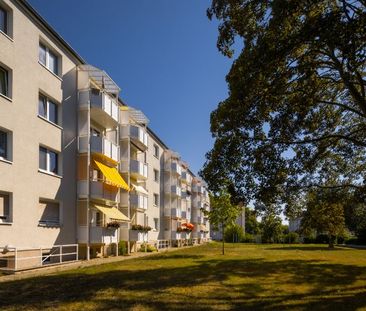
[201,0,366,214]
[300,188,347,247]
[260,210,283,243]
[224,223,245,242]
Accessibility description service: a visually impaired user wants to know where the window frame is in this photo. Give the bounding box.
[153,218,159,231]
[0,191,12,224]
[0,127,12,163]
[153,169,159,183]
[0,6,7,35]
[153,193,159,206]
[38,93,60,126]
[39,42,61,77]
[38,198,61,227]
[0,65,9,98]
[153,144,159,158]
[39,146,60,176]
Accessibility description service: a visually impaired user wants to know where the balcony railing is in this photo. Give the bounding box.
[171,231,181,240]
[120,125,148,151]
[77,180,119,203]
[78,136,119,163]
[130,193,148,210]
[90,91,119,122]
[129,230,148,242]
[79,90,119,125]
[171,162,182,175]
[164,207,181,218]
[78,226,118,244]
[130,159,148,180]
[192,185,203,193]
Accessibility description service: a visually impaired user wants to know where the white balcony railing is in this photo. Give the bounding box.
[78,136,119,163]
[78,226,118,244]
[171,208,181,218]
[130,193,148,210]
[130,159,148,179]
[171,231,181,240]
[90,92,119,122]
[91,136,119,162]
[77,180,119,202]
[129,230,148,242]
[120,125,148,151]
[171,162,182,176]
[171,185,182,197]
[192,185,203,193]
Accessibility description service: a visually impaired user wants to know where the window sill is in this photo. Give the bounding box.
[0,30,13,42]
[0,221,12,226]
[0,157,12,165]
[38,169,62,179]
[38,61,62,81]
[0,92,12,102]
[37,115,63,130]
[38,222,61,228]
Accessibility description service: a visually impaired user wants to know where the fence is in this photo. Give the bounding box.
[0,244,78,272]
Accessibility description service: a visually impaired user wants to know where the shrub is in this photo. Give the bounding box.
[139,243,157,252]
[118,241,128,256]
[284,232,299,244]
[224,224,244,243]
[241,233,255,243]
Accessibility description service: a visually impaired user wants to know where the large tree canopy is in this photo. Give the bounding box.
[201,0,366,212]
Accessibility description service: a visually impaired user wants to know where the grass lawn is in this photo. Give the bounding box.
[1,243,366,310]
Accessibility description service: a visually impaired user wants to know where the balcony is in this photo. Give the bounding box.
[171,231,181,240]
[120,124,148,151]
[193,200,204,209]
[164,207,181,218]
[129,230,148,242]
[130,160,148,180]
[78,226,118,244]
[192,215,203,224]
[165,185,181,197]
[171,162,182,176]
[192,185,203,193]
[181,171,187,183]
[79,90,119,127]
[78,136,119,163]
[181,211,187,219]
[77,180,119,203]
[130,193,148,211]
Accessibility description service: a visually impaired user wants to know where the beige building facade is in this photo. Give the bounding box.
[0,0,210,270]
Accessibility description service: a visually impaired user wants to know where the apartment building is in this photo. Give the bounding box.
[0,0,210,271]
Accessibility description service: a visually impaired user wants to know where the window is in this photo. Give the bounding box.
[153,218,159,231]
[39,199,60,226]
[153,169,159,182]
[39,146,59,175]
[0,66,8,97]
[0,192,11,223]
[0,129,11,161]
[153,193,159,206]
[90,127,101,137]
[38,94,59,125]
[39,42,60,76]
[153,144,159,158]
[0,6,7,34]
[0,130,7,159]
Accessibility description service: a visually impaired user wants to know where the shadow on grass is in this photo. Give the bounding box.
[0,252,365,310]
[141,253,205,260]
[265,246,348,251]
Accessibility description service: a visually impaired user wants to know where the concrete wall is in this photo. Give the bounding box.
[0,0,79,248]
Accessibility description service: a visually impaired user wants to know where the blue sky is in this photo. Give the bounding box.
[28,0,234,175]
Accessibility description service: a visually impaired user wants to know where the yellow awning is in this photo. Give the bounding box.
[94,205,130,222]
[131,184,148,195]
[94,160,130,191]
[200,224,208,232]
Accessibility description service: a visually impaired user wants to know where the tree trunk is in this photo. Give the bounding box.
[222,223,225,255]
[328,234,335,249]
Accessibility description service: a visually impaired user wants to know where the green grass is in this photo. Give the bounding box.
[1,243,366,310]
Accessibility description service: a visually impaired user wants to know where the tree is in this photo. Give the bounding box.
[204,189,242,254]
[245,207,260,235]
[301,189,346,248]
[201,1,366,214]
[260,210,283,243]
